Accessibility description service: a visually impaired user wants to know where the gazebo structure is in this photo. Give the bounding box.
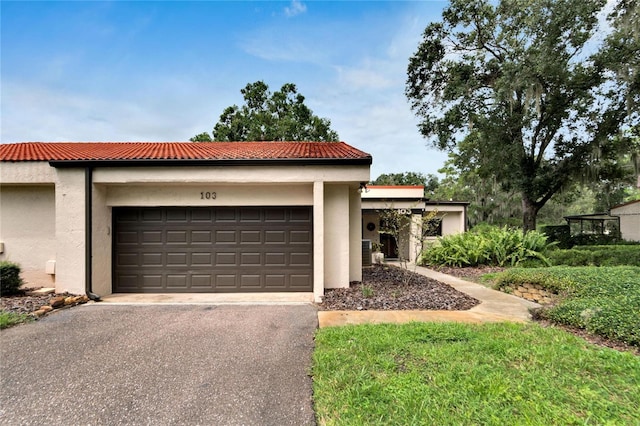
[563,213,621,238]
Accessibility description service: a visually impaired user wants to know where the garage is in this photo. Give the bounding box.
[113,206,313,293]
[2,141,371,301]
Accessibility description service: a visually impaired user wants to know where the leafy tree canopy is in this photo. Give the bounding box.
[191,81,339,142]
[406,0,639,231]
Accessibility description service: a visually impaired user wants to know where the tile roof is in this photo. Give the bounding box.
[0,142,372,163]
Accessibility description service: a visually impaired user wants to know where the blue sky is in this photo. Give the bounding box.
[1,0,450,178]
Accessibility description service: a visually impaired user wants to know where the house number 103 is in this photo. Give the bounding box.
[200,191,217,200]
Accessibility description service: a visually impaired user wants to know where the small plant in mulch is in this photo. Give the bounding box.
[319,265,479,311]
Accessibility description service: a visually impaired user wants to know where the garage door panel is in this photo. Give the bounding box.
[216,230,236,243]
[141,210,162,222]
[290,230,311,243]
[142,275,163,288]
[166,274,187,289]
[240,230,261,243]
[167,253,188,266]
[290,253,312,266]
[192,252,213,265]
[114,207,312,293]
[192,275,212,287]
[216,252,237,265]
[167,231,188,244]
[265,230,286,243]
[191,230,212,243]
[142,231,163,244]
[142,253,163,266]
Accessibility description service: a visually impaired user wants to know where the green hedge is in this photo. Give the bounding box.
[490,266,640,346]
[548,245,640,267]
[0,261,23,295]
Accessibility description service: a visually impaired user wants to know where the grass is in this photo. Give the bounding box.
[0,311,33,329]
[313,322,640,425]
[489,266,640,346]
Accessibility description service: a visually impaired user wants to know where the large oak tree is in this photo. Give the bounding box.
[192,81,339,142]
[406,0,639,231]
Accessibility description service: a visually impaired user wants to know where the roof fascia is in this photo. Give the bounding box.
[48,157,372,168]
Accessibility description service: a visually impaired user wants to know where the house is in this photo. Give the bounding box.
[610,199,640,242]
[0,142,371,302]
[361,185,468,263]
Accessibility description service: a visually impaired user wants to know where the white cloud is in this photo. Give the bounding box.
[284,0,307,18]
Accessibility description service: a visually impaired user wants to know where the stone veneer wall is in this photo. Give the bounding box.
[503,283,557,305]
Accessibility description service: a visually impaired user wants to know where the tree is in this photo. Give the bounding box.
[192,81,339,142]
[406,0,639,232]
[190,132,212,142]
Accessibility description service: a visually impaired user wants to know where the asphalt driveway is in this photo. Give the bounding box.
[0,304,318,425]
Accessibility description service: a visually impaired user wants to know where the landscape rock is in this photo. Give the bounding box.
[49,297,65,308]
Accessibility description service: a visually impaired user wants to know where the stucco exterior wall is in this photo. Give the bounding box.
[349,189,362,282]
[54,169,86,294]
[105,184,313,207]
[323,184,350,289]
[611,201,640,242]
[0,185,56,286]
[440,212,465,236]
[92,185,112,296]
[0,162,56,184]
[94,165,368,184]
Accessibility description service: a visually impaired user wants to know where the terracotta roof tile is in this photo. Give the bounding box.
[0,142,372,163]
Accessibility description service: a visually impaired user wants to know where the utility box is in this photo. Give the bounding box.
[362,240,372,267]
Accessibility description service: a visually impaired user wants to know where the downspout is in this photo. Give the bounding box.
[85,166,100,301]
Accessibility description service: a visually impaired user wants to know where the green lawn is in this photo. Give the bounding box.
[313,322,640,425]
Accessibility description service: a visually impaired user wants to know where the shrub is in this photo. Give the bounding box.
[488,266,640,346]
[420,226,552,267]
[548,245,640,267]
[0,261,24,295]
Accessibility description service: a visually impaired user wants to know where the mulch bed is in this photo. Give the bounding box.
[318,264,480,311]
[0,290,73,315]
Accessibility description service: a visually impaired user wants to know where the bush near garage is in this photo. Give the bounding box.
[420,226,552,267]
[0,261,23,295]
[490,266,640,346]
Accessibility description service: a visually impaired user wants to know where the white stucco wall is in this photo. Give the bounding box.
[611,201,640,242]
[0,185,56,286]
[440,212,465,236]
[349,189,362,282]
[92,184,112,296]
[105,184,313,206]
[94,165,368,185]
[324,184,350,289]
[54,169,86,294]
[0,162,56,184]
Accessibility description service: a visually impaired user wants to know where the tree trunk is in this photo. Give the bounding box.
[522,196,539,233]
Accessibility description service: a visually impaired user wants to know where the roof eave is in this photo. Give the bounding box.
[48,157,372,168]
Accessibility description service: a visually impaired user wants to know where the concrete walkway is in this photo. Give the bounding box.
[318,264,540,327]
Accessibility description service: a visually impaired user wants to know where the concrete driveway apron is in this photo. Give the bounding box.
[0,304,318,425]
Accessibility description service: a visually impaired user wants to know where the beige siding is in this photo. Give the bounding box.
[611,201,640,242]
[0,185,56,286]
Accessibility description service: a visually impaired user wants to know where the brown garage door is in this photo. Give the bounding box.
[113,206,313,293]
